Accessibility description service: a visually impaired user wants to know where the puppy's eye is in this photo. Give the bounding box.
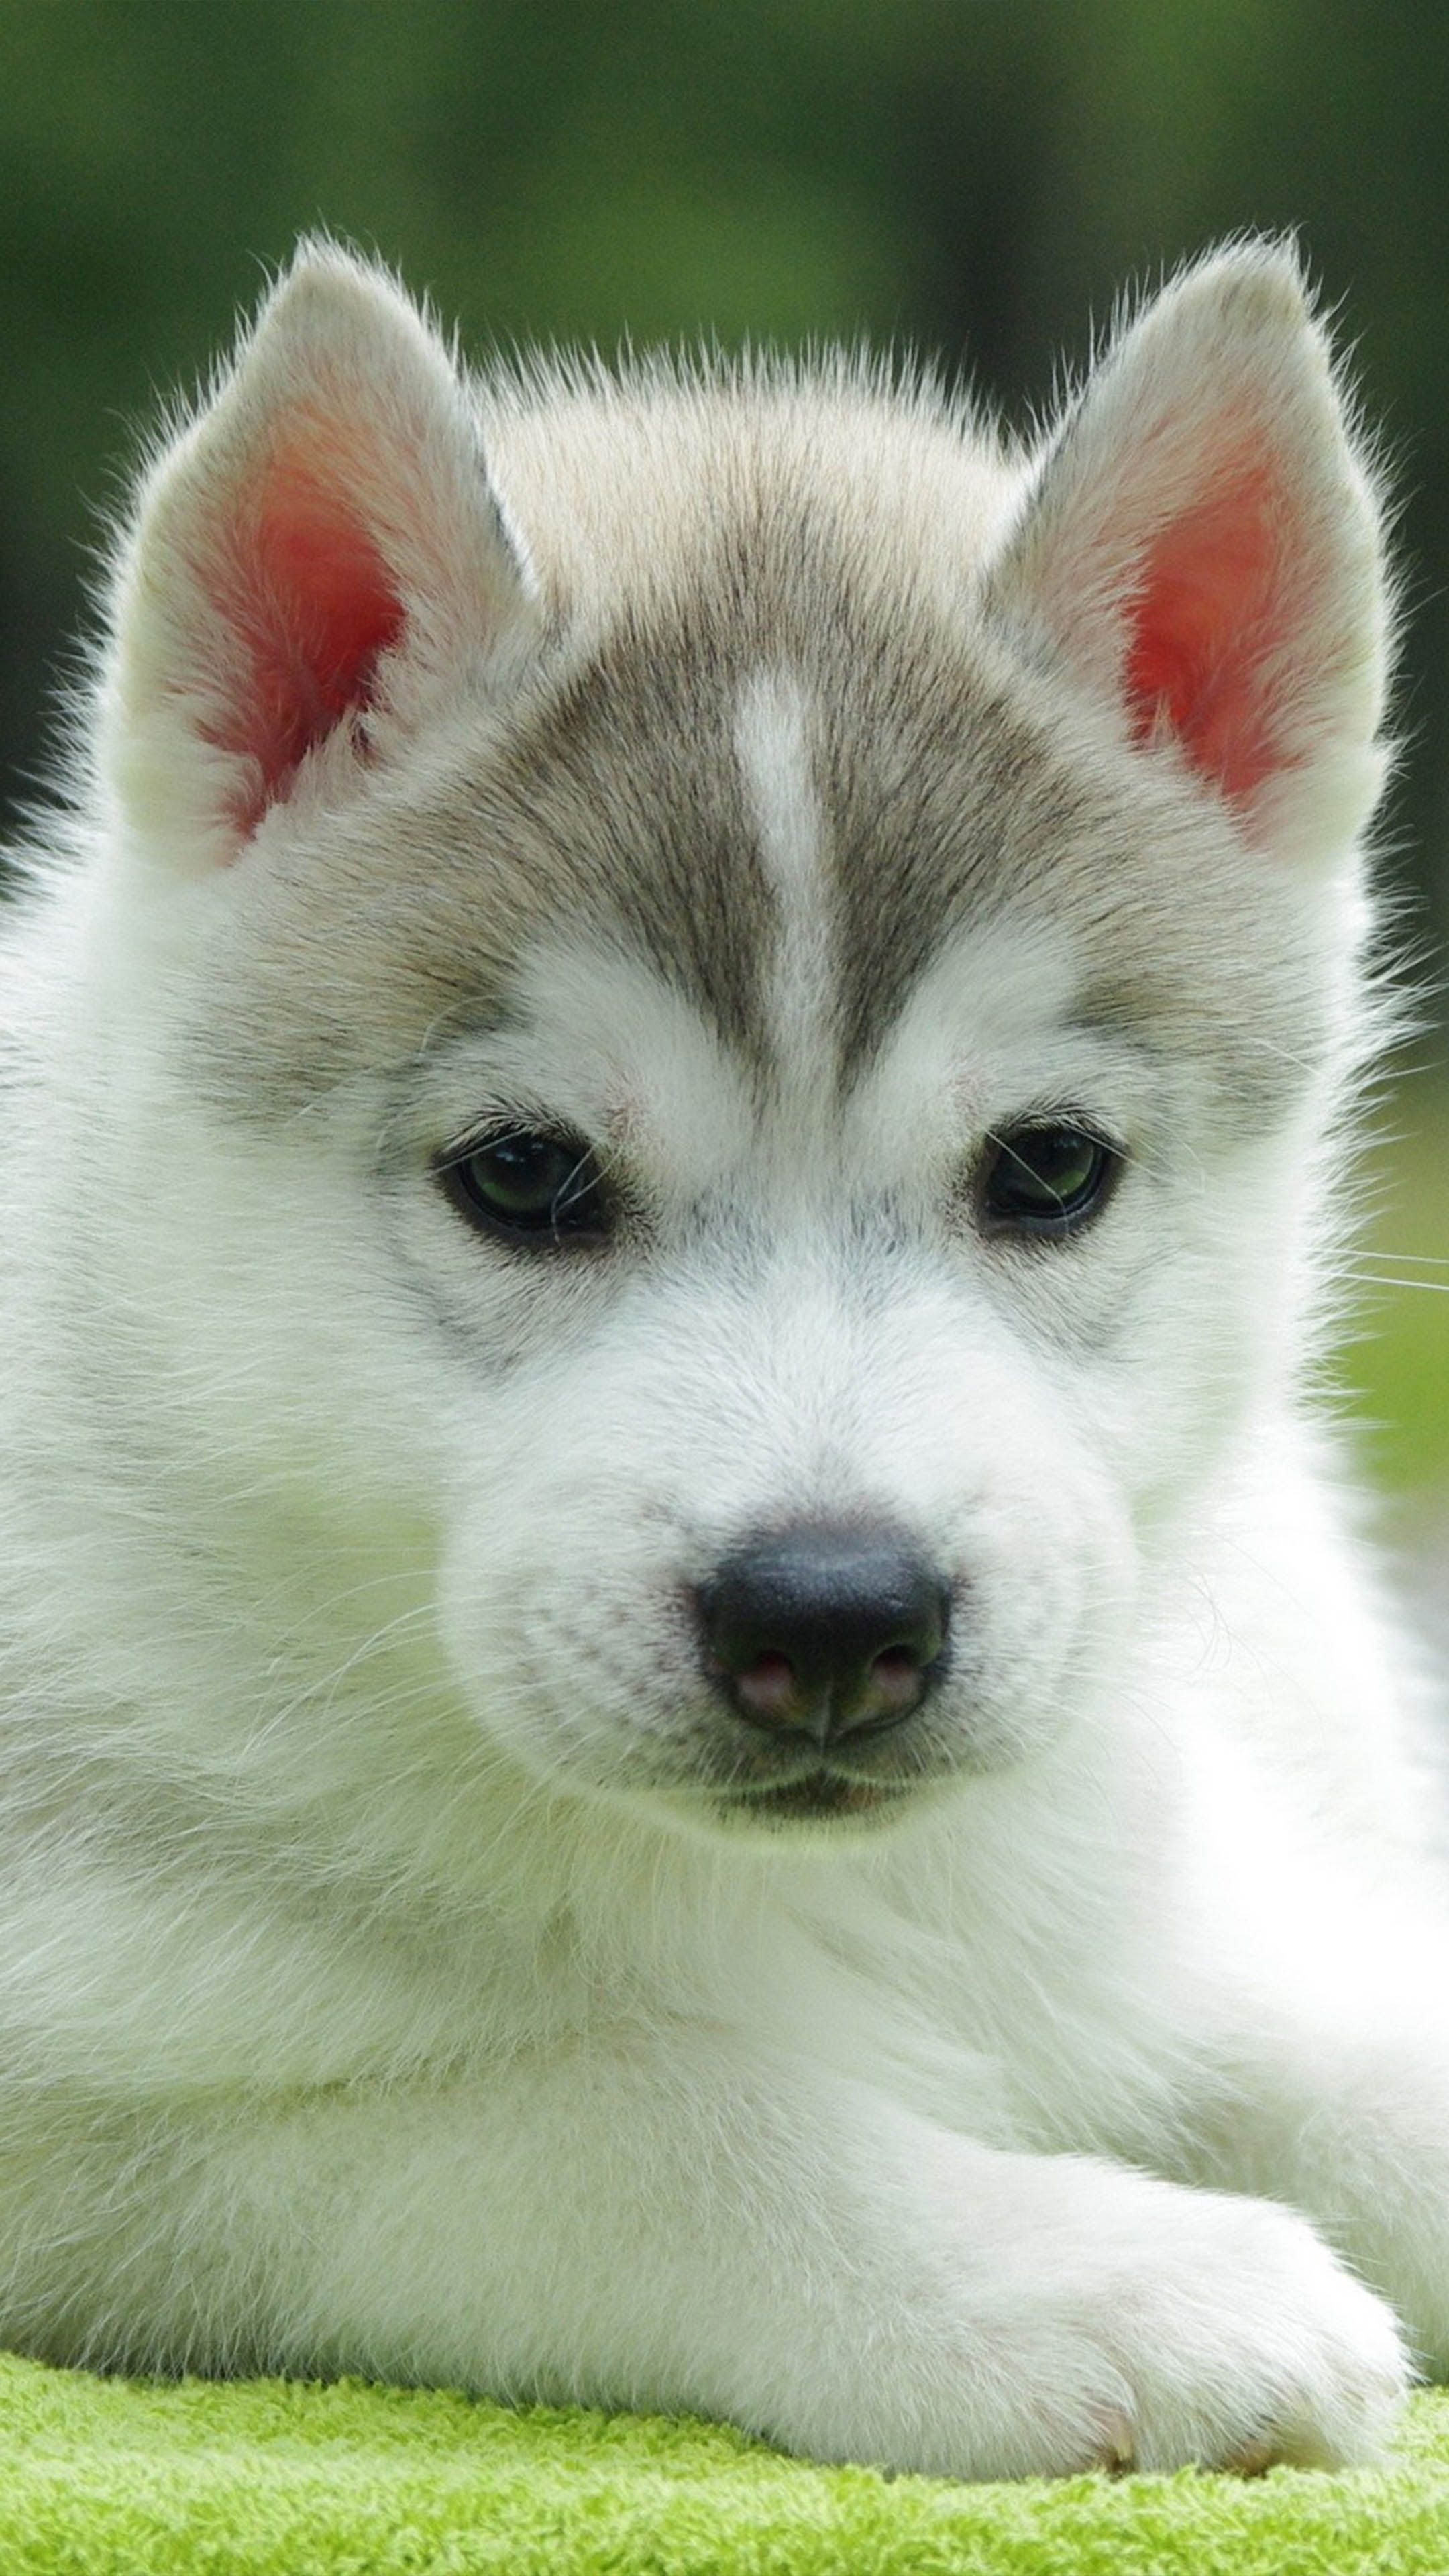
[978,1122,1120,1238]
[437,1129,614,1248]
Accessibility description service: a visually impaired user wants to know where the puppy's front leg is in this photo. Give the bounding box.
[39,2025,1405,2481]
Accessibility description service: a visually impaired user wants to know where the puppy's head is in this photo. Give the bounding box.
[77,242,1391,1847]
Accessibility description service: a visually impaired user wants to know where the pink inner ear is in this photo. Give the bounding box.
[212,449,405,839]
[1123,455,1288,805]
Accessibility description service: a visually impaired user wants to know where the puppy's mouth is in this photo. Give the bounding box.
[724,1769,912,1825]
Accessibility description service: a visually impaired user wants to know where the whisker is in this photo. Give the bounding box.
[1348,1274,1449,1295]
[1347,1250,1449,1269]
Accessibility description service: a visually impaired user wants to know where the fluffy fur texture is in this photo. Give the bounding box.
[0,238,1444,2481]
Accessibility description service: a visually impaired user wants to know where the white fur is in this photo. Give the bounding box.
[733,668,835,1096]
[0,239,1443,2481]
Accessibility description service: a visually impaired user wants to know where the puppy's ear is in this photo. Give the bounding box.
[989,245,1391,866]
[102,243,535,869]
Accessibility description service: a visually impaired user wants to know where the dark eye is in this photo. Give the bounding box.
[437,1128,614,1248]
[978,1121,1120,1238]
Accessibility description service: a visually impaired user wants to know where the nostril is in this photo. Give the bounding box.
[733,1649,798,1724]
[868,1644,929,1717]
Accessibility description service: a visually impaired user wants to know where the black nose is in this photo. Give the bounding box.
[697,1522,950,1745]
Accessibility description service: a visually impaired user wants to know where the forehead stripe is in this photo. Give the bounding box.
[733,667,836,1097]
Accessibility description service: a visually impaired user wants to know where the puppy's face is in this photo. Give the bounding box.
[390,678,1322,1844]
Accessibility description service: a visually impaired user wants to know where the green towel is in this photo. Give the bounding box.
[1,2354,1447,2573]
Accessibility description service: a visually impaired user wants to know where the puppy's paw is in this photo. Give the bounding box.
[771,2159,1409,2482]
[999,2176,1410,2479]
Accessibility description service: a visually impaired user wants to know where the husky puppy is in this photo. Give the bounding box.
[0,237,1444,2482]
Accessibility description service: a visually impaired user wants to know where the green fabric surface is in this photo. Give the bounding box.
[1,2357,1447,2575]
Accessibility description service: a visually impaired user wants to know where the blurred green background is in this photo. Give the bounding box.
[1,0,1444,1511]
